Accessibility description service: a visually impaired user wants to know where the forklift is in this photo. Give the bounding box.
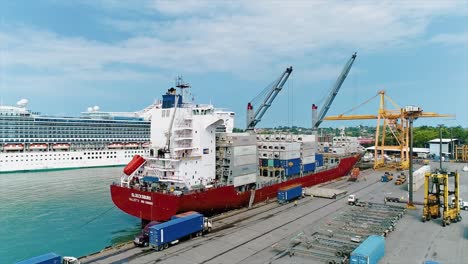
[422,170,462,226]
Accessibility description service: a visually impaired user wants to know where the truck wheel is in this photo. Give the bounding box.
[163,243,169,249]
[158,245,164,251]
[196,231,203,237]
[464,206,468,211]
[144,241,148,247]
[207,227,212,233]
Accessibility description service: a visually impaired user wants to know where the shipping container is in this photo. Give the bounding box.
[231,145,257,156]
[225,133,256,146]
[285,166,301,176]
[260,158,268,167]
[280,142,301,151]
[277,184,302,203]
[231,164,257,176]
[233,173,257,187]
[302,155,315,164]
[301,141,315,149]
[171,211,198,219]
[303,163,316,173]
[233,154,257,166]
[279,158,301,168]
[16,253,61,264]
[149,213,204,249]
[350,235,385,264]
[315,153,324,167]
[279,151,301,160]
[408,165,430,192]
[268,159,274,167]
[301,148,315,157]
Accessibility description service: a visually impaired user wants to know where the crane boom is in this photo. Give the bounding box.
[313,52,357,130]
[246,66,293,130]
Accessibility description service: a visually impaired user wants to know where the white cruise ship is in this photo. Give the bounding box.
[0,99,153,173]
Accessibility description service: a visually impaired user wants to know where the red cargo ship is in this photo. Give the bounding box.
[110,78,362,222]
[111,154,359,222]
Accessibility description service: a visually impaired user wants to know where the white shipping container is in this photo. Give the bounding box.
[301,141,315,149]
[234,154,258,166]
[409,165,431,192]
[232,145,257,156]
[280,142,301,151]
[279,151,301,160]
[302,155,315,164]
[302,148,315,157]
[232,164,257,176]
[226,134,257,146]
[233,173,257,187]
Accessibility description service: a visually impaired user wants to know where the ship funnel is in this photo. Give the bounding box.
[17,99,29,108]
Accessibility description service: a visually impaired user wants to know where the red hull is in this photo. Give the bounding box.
[110,154,360,221]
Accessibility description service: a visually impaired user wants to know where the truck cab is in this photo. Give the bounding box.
[203,217,213,233]
[348,195,358,205]
[134,221,160,247]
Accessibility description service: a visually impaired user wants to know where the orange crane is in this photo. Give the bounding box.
[324,90,452,170]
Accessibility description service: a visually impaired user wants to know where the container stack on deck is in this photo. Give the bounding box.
[257,134,318,178]
[216,133,258,189]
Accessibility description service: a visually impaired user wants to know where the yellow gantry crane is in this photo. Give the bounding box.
[325,90,452,170]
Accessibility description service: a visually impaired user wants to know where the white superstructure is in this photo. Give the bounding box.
[134,85,235,191]
[0,99,151,173]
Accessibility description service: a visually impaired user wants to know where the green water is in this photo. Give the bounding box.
[0,167,140,264]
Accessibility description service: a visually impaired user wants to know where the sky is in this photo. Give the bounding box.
[0,0,467,129]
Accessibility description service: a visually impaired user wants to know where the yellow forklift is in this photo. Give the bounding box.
[422,171,461,226]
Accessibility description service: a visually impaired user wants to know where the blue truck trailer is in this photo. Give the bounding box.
[149,212,212,251]
[277,184,303,204]
[16,253,80,264]
[350,235,385,264]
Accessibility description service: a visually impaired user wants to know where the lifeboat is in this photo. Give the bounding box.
[29,143,48,150]
[3,143,24,151]
[142,142,150,148]
[52,143,70,150]
[125,142,139,148]
[108,143,124,149]
[123,155,146,176]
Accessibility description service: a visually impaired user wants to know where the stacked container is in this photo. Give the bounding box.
[216,133,257,187]
[301,140,316,173]
[258,140,301,177]
[350,235,385,264]
[315,153,324,167]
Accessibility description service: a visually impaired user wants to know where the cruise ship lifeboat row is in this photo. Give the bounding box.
[29,143,48,150]
[125,143,139,148]
[3,144,24,151]
[108,143,124,149]
[52,143,70,150]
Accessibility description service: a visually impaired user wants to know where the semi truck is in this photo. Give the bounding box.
[16,253,79,264]
[277,184,303,204]
[149,212,212,251]
[134,221,160,247]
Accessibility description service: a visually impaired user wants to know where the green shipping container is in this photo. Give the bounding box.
[268,159,274,167]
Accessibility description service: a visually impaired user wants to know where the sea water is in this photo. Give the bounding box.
[0,167,140,263]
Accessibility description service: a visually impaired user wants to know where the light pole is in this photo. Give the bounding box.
[404,105,422,209]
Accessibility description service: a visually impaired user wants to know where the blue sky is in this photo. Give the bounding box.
[1,0,467,129]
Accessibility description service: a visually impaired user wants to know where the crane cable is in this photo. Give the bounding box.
[338,93,380,116]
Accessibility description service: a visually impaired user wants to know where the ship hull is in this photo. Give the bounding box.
[110,154,360,221]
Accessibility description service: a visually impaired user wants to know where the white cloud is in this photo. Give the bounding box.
[0,0,466,86]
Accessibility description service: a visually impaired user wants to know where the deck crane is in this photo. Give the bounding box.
[246,66,293,131]
[312,52,357,131]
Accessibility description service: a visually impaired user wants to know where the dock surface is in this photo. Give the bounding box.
[81,162,468,264]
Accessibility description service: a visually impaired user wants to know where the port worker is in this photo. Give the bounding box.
[294,200,298,207]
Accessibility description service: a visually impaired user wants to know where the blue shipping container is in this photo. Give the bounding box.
[277,185,302,203]
[279,158,301,168]
[315,154,324,167]
[424,261,440,264]
[303,163,316,173]
[16,253,61,264]
[274,159,280,167]
[285,166,301,176]
[260,159,268,167]
[149,213,204,248]
[350,235,385,264]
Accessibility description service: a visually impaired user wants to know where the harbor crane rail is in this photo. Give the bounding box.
[324,90,453,170]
